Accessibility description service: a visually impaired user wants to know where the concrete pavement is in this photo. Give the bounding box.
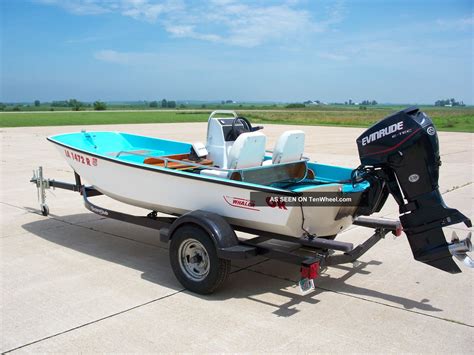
[1,123,473,353]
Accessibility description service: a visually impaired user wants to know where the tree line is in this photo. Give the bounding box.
[148,99,177,108]
[434,98,465,107]
[0,98,179,111]
[50,99,106,110]
[0,99,106,111]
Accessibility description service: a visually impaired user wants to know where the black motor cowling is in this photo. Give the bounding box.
[356,107,471,273]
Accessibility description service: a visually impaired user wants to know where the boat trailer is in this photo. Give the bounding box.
[30,167,409,294]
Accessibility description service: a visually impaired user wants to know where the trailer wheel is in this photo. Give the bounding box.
[41,205,49,216]
[170,225,231,294]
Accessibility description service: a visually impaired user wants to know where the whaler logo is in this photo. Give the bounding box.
[362,121,404,146]
[223,196,260,211]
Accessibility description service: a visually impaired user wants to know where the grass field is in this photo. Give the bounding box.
[246,107,474,132]
[0,111,209,127]
[0,107,473,132]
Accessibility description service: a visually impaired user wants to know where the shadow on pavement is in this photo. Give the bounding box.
[318,264,441,312]
[22,214,442,317]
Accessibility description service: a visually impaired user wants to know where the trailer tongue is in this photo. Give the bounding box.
[356,106,472,273]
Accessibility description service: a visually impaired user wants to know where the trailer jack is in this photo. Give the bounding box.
[31,166,50,216]
[30,166,101,216]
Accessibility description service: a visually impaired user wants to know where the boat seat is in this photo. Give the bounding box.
[227,132,267,169]
[264,130,305,165]
[200,132,266,178]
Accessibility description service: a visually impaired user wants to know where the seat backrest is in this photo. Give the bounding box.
[272,130,305,164]
[227,132,266,169]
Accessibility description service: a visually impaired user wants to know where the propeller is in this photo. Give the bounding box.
[449,231,474,268]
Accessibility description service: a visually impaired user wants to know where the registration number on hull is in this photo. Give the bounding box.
[65,149,98,167]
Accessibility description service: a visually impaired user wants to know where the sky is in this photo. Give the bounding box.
[1,0,472,104]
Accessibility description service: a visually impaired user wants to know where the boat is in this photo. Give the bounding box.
[47,110,368,238]
[40,107,472,293]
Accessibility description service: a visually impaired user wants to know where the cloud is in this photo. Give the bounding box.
[94,49,159,65]
[65,35,107,44]
[94,50,131,64]
[36,0,111,15]
[318,52,347,61]
[36,0,182,21]
[121,0,184,22]
[436,16,474,31]
[165,25,221,42]
[38,0,345,47]
[203,2,320,47]
[164,0,347,47]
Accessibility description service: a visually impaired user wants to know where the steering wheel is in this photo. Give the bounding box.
[230,116,263,140]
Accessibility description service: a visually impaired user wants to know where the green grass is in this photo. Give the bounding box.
[1,106,473,132]
[0,111,209,127]
[247,107,474,133]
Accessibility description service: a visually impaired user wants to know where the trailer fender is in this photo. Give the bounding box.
[161,210,256,260]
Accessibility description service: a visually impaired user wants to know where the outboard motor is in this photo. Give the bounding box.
[356,107,472,273]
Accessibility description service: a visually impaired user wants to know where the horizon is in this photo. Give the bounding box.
[1,0,473,104]
[2,99,472,107]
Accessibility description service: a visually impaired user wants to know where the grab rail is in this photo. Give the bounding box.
[208,110,238,120]
[264,150,310,161]
[114,150,152,158]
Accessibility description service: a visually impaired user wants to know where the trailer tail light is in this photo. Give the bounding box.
[394,224,403,237]
[300,262,320,280]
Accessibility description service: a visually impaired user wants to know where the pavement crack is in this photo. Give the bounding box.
[441,149,472,156]
[0,201,29,211]
[230,258,270,274]
[442,181,472,194]
[2,289,185,354]
[313,284,474,328]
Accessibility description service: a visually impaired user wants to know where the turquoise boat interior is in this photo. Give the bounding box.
[48,131,370,194]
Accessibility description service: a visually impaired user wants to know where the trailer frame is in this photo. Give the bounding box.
[30,168,402,293]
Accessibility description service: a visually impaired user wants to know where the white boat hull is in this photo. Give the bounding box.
[55,145,354,238]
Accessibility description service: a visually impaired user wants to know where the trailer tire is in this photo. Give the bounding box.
[169,224,231,294]
[41,205,49,216]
